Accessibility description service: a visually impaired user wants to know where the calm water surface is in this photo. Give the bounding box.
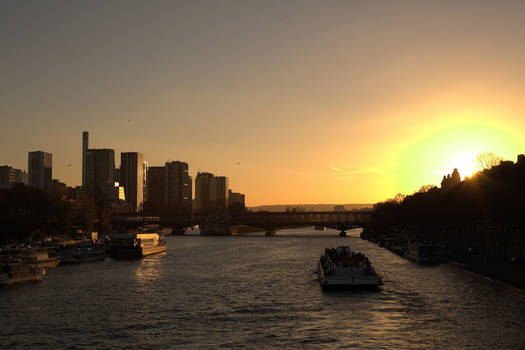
[2,228,525,349]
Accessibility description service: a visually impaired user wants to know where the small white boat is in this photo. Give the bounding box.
[318,246,382,289]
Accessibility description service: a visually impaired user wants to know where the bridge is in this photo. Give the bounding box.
[113,210,375,236]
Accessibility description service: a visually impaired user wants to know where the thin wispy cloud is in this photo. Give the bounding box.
[329,165,386,177]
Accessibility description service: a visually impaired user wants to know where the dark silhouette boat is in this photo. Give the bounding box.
[57,241,106,263]
[404,241,440,265]
[318,246,382,290]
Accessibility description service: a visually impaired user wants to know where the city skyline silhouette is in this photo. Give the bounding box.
[2,1,525,206]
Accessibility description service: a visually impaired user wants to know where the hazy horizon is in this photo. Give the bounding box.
[3,0,525,206]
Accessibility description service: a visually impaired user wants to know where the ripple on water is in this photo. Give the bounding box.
[2,229,525,349]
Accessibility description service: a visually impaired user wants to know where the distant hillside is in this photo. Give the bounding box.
[248,204,373,212]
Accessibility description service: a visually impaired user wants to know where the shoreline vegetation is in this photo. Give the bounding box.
[369,154,525,289]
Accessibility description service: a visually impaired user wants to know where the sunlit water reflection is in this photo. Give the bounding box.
[1,227,525,349]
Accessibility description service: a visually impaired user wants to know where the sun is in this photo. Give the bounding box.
[448,152,478,179]
[392,121,524,194]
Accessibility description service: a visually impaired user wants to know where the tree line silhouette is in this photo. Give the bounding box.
[374,154,525,234]
[0,183,97,243]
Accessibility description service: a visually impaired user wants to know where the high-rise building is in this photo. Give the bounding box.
[82,132,116,198]
[0,166,17,185]
[1,165,28,188]
[195,172,228,211]
[211,176,229,210]
[114,168,120,183]
[82,131,89,188]
[165,161,192,211]
[228,190,245,208]
[146,166,165,208]
[120,152,144,212]
[85,149,115,196]
[143,161,148,202]
[28,151,52,189]
[195,172,214,211]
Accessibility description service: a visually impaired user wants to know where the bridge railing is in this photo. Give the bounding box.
[113,210,375,228]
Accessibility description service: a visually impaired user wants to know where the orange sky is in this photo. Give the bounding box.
[2,1,525,206]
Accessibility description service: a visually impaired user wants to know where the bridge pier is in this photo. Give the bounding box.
[334,224,352,237]
[200,211,232,235]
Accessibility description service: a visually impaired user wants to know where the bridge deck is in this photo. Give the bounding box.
[114,211,375,230]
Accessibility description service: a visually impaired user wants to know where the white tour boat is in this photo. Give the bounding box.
[318,246,382,289]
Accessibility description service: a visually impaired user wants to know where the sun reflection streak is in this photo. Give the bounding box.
[134,254,166,292]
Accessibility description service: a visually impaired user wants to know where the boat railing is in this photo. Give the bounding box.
[322,255,336,274]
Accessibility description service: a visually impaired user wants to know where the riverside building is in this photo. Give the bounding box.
[211,176,229,210]
[195,172,214,211]
[228,190,245,208]
[195,172,229,211]
[165,161,192,211]
[28,151,52,189]
[120,152,144,212]
[85,148,115,197]
[146,166,165,209]
[0,166,27,187]
[82,132,116,198]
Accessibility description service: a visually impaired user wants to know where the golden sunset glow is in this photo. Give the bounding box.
[388,114,525,197]
[3,2,525,206]
[449,152,478,179]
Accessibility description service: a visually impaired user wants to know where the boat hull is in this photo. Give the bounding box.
[60,254,105,264]
[110,245,166,259]
[318,274,383,290]
[58,245,106,264]
[318,260,382,290]
[404,251,440,265]
[0,267,44,285]
[37,259,60,269]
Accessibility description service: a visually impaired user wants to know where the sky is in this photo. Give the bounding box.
[2,0,525,206]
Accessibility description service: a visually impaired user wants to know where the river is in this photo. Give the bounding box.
[2,227,525,349]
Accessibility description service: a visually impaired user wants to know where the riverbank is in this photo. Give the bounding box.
[363,230,525,290]
[448,253,525,290]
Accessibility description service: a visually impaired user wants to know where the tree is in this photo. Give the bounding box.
[393,193,406,203]
[417,185,436,193]
[476,152,504,171]
[0,184,74,243]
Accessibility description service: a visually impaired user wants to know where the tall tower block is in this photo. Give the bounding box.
[82,131,89,188]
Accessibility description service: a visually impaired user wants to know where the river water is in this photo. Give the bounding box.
[2,227,525,349]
